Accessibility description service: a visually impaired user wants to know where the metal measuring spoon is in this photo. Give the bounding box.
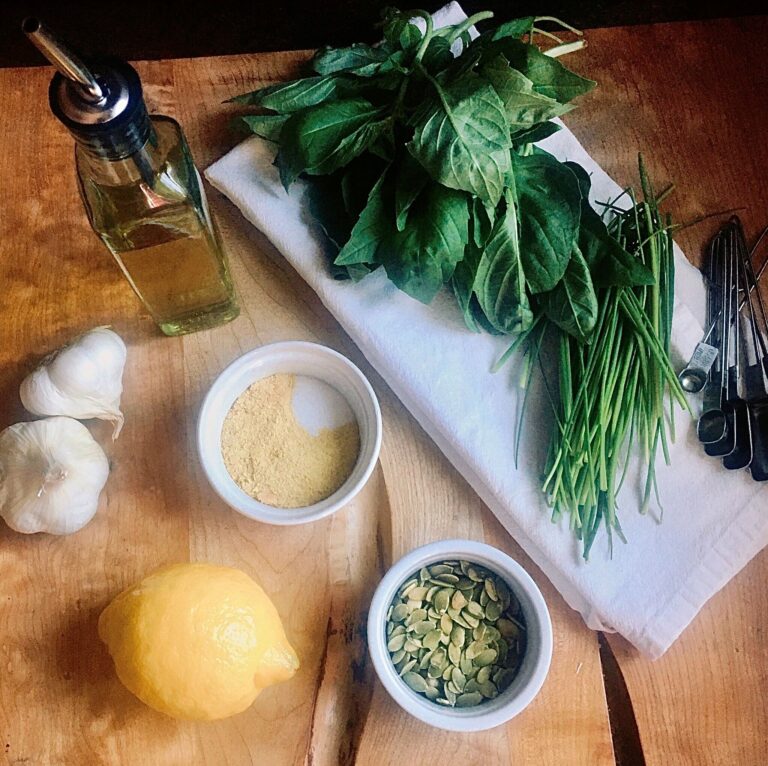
[721,224,752,469]
[699,232,734,448]
[732,218,768,479]
[681,222,768,392]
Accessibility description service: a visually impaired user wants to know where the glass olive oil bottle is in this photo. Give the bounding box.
[25,19,238,336]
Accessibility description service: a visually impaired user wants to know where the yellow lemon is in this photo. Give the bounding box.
[98,562,299,720]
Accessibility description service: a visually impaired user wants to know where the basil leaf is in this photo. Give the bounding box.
[312,43,395,76]
[471,197,496,248]
[491,17,535,41]
[473,190,533,334]
[239,114,289,142]
[481,56,572,128]
[511,121,561,147]
[499,40,596,103]
[304,174,352,251]
[514,151,582,293]
[564,162,655,288]
[538,245,597,341]
[451,241,485,333]
[341,155,388,220]
[421,37,454,74]
[408,71,511,205]
[395,154,429,231]
[276,99,387,189]
[231,76,349,112]
[336,175,470,303]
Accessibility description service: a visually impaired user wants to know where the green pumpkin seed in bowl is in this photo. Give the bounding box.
[385,559,527,708]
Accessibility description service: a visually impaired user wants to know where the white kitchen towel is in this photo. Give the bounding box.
[205,3,768,657]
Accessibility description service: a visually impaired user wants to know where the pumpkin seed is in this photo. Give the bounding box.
[419,567,431,583]
[451,667,466,691]
[402,672,429,693]
[464,678,480,694]
[456,692,483,707]
[439,631,451,645]
[450,625,466,647]
[466,567,483,582]
[398,659,417,677]
[427,663,444,679]
[485,601,502,622]
[479,588,490,607]
[474,648,498,667]
[433,588,452,613]
[479,680,498,699]
[448,642,461,666]
[497,618,519,639]
[451,590,468,610]
[436,573,460,584]
[399,579,418,597]
[429,564,454,576]
[443,667,454,683]
[436,698,452,706]
[424,686,441,701]
[466,601,484,618]
[456,577,475,591]
[484,578,498,601]
[462,612,480,629]
[419,649,435,670]
[409,586,429,601]
[465,641,485,660]
[387,634,406,652]
[422,629,442,651]
[405,608,427,626]
[390,624,406,637]
[476,666,492,685]
[445,687,457,705]
[448,609,471,629]
[403,638,422,653]
[413,620,436,636]
[405,599,422,611]
[425,585,440,601]
[440,613,452,634]
[391,603,410,622]
[460,657,474,677]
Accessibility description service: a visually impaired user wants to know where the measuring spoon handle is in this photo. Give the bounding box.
[748,403,768,481]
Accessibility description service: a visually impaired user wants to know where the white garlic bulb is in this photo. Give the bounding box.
[0,417,110,535]
[20,327,127,439]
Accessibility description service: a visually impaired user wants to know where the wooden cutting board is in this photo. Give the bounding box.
[1,16,767,766]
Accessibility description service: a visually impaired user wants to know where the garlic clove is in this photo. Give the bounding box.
[20,327,127,439]
[0,417,110,535]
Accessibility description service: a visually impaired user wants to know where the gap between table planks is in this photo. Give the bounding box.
[0,14,767,766]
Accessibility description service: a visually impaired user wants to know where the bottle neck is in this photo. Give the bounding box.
[77,120,161,186]
[72,96,152,162]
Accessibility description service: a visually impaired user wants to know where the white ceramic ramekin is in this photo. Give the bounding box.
[197,341,382,525]
[368,539,553,732]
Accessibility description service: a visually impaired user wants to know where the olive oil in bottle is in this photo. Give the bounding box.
[25,19,238,335]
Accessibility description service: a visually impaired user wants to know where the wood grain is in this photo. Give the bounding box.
[0,49,612,765]
[566,17,768,766]
[0,15,766,766]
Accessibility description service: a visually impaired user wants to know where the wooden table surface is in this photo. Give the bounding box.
[1,16,767,766]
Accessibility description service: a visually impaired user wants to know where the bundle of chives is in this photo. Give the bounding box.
[541,156,690,559]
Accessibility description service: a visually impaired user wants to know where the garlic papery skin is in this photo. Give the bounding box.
[0,417,110,535]
[20,327,127,439]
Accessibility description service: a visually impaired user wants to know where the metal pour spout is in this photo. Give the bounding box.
[22,17,104,103]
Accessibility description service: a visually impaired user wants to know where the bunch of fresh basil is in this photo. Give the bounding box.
[233,8,653,341]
